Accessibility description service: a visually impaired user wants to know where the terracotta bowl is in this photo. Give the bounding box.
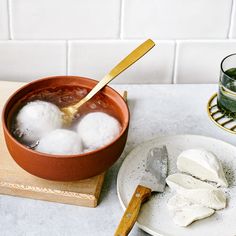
[2,76,129,181]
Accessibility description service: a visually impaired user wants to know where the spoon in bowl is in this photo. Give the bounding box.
[61,39,155,125]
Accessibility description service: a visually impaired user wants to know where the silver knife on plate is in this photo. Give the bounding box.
[115,146,168,236]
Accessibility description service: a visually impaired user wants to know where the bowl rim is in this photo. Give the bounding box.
[2,75,130,159]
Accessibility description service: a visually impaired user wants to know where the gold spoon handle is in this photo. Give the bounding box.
[72,39,155,110]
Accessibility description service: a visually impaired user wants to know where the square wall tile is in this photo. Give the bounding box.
[0,0,9,39]
[0,41,66,82]
[10,0,120,39]
[174,40,236,84]
[68,40,175,84]
[123,0,232,39]
[229,0,236,38]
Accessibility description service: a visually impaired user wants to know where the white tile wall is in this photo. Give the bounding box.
[0,41,66,81]
[10,0,120,39]
[230,0,236,38]
[0,0,9,39]
[0,1,236,83]
[122,0,232,39]
[68,40,175,84]
[174,40,236,84]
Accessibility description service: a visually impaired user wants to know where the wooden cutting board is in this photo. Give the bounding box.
[0,81,126,208]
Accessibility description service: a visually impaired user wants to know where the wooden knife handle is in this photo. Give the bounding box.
[114,185,152,236]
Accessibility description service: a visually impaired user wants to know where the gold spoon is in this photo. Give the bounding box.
[61,39,155,125]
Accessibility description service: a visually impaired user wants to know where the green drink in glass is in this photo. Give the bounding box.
[218,53,236,117]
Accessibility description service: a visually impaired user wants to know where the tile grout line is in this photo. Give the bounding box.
[7,0,13,39]
[227,0,235,38]
[1,38,232,42]
[119,0,125,39]
[172,40,178,84]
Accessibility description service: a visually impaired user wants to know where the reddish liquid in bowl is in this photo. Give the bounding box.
[21,86,120,116]
[11,86,122,146]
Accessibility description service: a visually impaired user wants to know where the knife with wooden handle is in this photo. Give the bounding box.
[114,146,168,236]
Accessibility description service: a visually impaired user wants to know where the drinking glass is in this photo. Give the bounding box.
[217,53,236,117]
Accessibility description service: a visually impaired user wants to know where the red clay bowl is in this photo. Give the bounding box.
[2,76,129,181]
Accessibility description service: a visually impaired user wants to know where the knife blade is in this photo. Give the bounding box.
[140,146,168,192]
[115,146,168,236]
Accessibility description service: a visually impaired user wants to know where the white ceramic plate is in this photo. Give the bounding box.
[117,135,236,236]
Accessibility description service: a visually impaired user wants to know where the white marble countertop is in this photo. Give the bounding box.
[1,84,235,236]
